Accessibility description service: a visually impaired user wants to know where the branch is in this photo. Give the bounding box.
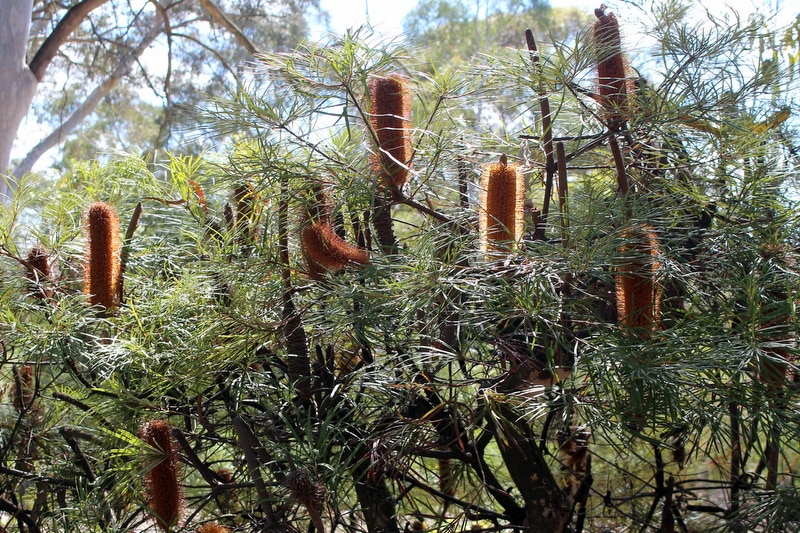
[14,20,163,177]
[28,0,109,81]
[199,0,257,54]
[525,29,555,240]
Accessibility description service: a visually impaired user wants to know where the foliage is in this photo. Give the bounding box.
[1,2,800,532]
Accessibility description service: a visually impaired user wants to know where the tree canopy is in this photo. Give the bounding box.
[1,0,322,201]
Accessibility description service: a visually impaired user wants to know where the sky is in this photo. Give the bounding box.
[314,0,791,41]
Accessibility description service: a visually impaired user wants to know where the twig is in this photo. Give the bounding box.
[59,427,96,483]
[118,202,141,304]
[171,427,228,487]
[525,28,556,240]
[729,399,742,518]
[572,456,593,533]
[556,141,568,244]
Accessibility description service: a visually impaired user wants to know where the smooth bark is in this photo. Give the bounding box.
[0,0,108,202]
[13,19,163,179]
[0,0,37,200]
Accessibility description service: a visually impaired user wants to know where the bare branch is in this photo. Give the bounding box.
[199,0,258,55]
[13,19,163,177]
[28,0,109,82]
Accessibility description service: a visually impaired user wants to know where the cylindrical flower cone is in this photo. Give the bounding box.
[83,202,121,312]
[25,245,53,300]
[140,420,183,531]
[300,188,369,278]
[438,456,456,497]
[12,364,36,414]
[369,74,412,190]
[301,223,370,279]
[615,225,662,333]
[594,8,628,130]
[479,156,524,256]
[754,244,796,390]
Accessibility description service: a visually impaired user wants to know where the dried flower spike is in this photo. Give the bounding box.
[83,202,121,312]
[594,6,628,130]
[140,420,183,531]
[369,74,412,190]
[615,225,662,332]
[300,188,369,279]
[25,245,53,300]
[438,456,456,497]
[285,466,326,509]
[12,364,36,414]
[479,154,524,255]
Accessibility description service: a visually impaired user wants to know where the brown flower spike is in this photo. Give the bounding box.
[369,74,412,190]
[25,245,53,300]
[300,188,369,279]
[140,420,183,531]
[12,364,36,414]
[615,225,662,333]
[479,155,524,255]
[83,202,121,312]
[594,6,628,130]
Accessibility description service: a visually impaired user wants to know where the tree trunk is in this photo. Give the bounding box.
[13,19,163,178]
[0,0,108,203]
[0,0,37,201]
[493,402,572,531]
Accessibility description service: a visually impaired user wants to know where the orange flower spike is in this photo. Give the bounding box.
[140,420,183,531]
[615,225,662,332]
[300,188,369,279]
[594,7,628,130]
[83,202,121,312]
[301,223,370,279]
[369,74,413,190]
[479,155,524,254]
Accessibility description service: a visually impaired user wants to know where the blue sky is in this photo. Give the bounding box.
[314,0,787,41]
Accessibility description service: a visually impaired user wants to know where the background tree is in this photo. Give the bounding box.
[1,1,799,533]
[0,0,323,202]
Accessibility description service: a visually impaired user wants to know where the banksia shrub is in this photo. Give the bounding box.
[479,155,524,255]
[615,225,662,332]
[594,7,628,130]
[369,74,412,190]
[140,420,183,531]
[300,188,369,279]
[83,202,121,312]
[25,245,53,300]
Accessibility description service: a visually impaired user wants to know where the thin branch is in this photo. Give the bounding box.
[556,141,568,244]
[28,0,109,81]
[525,28,555,240]
[199,0,257,55]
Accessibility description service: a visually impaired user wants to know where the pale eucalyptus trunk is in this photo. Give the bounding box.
[0,0,37,202]
[0,0,108,203]
[12,19,164,179]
